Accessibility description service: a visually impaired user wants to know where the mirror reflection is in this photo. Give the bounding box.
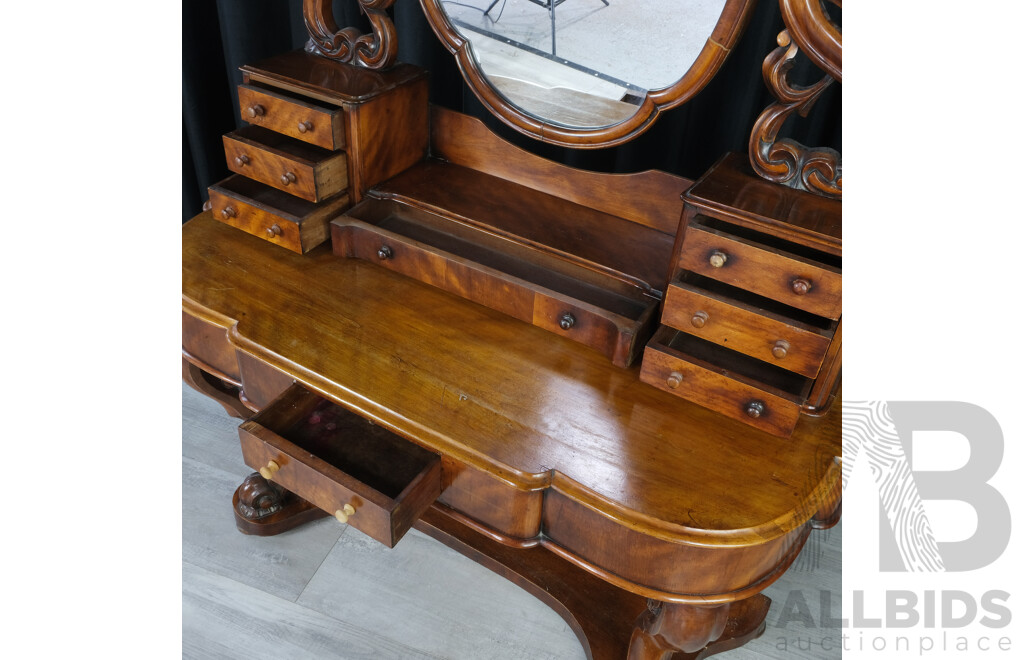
[440,0,728,128]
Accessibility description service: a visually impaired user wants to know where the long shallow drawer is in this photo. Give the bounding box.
[239,83,346,150]
[662,276,834,378]
[331,198,660,367]
[678,219,841,320]
[238,384,442,548]
[208,174,350,253]
[640,326,812,437]
[223,125,348,202]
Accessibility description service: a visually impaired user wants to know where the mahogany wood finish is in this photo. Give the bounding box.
[749,1,842,198]
[232,472,329,536]
[236,351,296,411]
[238,83,346,150]
[239,384,443,548]
[418,0,758,147]
[303,0,398,70]
[182,358,251,421]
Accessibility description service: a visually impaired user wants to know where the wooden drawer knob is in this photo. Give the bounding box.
[234,154,250,167]
[708,250,728,268]
[334,504,356,524]
[265,224,282,238]
[559,313,576,330]
[772,340,790,359]
[377,245,393,260]
[690,311,708,328]
[745,401,766,419]
[258,460,280,480]
[297,120,313,133]
[221,206,236,219]
[246,104,265,118]
[280,171,297,186]
[666,371,683,389]
[791,278,812,295]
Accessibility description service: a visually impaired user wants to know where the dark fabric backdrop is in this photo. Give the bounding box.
[183,0,840,222]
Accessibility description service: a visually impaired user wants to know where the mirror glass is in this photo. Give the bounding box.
[435,0,729,130]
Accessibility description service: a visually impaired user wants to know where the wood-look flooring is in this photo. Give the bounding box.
[183,382,841,659]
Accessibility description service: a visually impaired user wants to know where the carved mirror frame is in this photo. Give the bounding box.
[419,0,758,148]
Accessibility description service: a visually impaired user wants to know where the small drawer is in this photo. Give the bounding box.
[640,326,811,437]
[238,384,442,548]
[223,125,348,203]
[208,175,350,253]
[662,277,834,378]
[238,83,346,150]
[678,221,841,320]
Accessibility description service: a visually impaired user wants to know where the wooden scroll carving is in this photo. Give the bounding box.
[303,0,398,70]
[749,0,842,199]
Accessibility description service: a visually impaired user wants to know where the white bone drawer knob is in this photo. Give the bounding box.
[259,460,280,480]
[709,250,728,268]
[335,504,356,524]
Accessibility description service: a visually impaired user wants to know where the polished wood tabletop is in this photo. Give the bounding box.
[184,212,840,549]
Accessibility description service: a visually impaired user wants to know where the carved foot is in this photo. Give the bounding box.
[628,595,771,660]
[232,472,328,536]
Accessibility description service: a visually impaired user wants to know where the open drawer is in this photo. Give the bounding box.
[331,198,660,367]
[238,384,441,547]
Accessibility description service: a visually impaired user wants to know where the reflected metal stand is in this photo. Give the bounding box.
[483,0,609,57]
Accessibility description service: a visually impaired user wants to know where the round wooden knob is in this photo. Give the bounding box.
[280,171,297,186]
[334,504,356,524]
[258,460,280,480]
[234,154,250,167]
[709,250,728,268]
[559,313,576,330]
[791,278,812,295]
[221,206,236,219]
[690,311,709,329]
[265,224,282,238]
[772,340,790,359]
[297,120,313,133]
[246,104,265,118]
[745,401,766,419]
[377,245,393,260]
[667,372,683,389]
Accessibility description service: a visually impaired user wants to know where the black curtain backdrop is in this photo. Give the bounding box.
[183,0,840,222]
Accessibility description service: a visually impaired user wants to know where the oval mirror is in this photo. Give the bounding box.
[420,0,757,147]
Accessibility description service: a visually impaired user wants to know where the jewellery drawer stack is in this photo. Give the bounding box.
[640,153,842,437]
[205,49,429,254]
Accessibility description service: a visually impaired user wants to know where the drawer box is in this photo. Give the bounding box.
[678,220,841,320]
[640,326,811,437]
[662,277,834,378]
[223,125,348,202]
[331,198,660,367]
[239,83,346,150]
[208,175,350,253]
[238,384,442,548]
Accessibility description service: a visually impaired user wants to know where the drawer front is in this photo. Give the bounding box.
[333,220,654,367]
[662,281,832,378]
[239,385,442,548]
[679,224,841,320]
[640,331,803,437]
[223,130,348,202]
[208,176,349,253]
[238,83,346,150]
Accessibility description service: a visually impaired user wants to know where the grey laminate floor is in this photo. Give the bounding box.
[183,382,841,659]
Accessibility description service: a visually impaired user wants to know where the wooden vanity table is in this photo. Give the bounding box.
[183,1,841,657]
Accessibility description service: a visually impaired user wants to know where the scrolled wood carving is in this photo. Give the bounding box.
[749,0,841,199]
[303,0,398,70]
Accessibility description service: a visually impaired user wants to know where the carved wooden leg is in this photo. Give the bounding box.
[182,358,252,420]
[232,472,328,535]
[628,595,771,660]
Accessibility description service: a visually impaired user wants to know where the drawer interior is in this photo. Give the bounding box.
[229,124,338,164]
[211,174,322,220]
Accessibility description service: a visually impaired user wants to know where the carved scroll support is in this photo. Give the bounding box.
[627,595,771,659]
[303,0,398,70]
[749,0,842,199]
[232,473,328,536]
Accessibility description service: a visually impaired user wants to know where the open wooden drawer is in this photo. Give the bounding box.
[238,384,442,547]
[331,198,660,367]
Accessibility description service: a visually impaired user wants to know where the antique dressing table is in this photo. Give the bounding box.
[183,1,842,657]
